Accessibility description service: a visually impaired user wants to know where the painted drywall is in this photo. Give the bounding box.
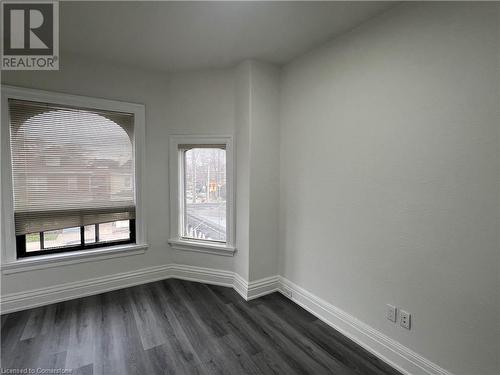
[233,61,252,281]
[279,3,499,375]
[233,61,280,282]
[248,61,280,281]
[1,52,237,294]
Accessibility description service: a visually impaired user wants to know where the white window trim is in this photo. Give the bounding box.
[168,135,236,256]
[0,85,148,268]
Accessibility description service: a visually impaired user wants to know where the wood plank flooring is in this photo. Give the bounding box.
[1,279,402,375]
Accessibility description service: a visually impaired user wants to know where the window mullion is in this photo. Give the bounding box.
[80,226,85,247]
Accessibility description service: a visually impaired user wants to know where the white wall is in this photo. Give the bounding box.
[163,68,237,272]
[248,61,280,281]
[234,61,252,280]
[279,3,499,375]
[233,61,280,282]
[1,52,238,294]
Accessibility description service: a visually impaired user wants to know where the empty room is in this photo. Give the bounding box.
[0,1,499,375]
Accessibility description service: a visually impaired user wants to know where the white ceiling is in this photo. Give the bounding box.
[61,1,394,72]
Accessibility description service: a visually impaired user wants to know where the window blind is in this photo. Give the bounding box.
[9,99,135,235]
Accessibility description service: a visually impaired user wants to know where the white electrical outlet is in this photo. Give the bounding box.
[400,310,411,329]
[386,304,397,322]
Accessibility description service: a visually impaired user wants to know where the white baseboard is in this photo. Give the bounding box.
[168,264,235,288]
[278,277,453,375]
[1,264,172,314]
[0,266,453,375]
[0,263,268,314]
[1,264,239,314]
[232,272,249,300]
[247,275,280,300]
[232,274,280,300]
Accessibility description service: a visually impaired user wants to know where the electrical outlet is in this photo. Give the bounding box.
[386,304,397,322]
[400,310,411,329]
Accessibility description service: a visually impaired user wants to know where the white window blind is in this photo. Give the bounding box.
[9,99,135,235]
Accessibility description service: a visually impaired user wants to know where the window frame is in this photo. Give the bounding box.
[17,220,136,258]
[168,135,236,256]
[1,86,147,266]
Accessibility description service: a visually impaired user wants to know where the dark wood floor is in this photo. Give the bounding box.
[1,279,402,375]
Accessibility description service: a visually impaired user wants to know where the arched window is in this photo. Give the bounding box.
[9,99,136,256]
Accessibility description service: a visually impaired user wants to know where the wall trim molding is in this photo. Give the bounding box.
[247,275,280,300]
[232,274,280,300]
[233,272,249,300]
[1,264,235,314]
[168,239,236,257]
[278,277,453,375]
[1,266,452,375]
[1,264,172,314]
[168,263,235,287]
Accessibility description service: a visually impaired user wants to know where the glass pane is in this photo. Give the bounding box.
[26,233,41,252]
[84,225,96,244]
[98,220,130,242]
[44,227,81,248]
[183,148,226,242]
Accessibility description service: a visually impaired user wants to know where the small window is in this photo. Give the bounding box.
[169,136,234,255]
[9,98,136,257]
[182,147,227,242]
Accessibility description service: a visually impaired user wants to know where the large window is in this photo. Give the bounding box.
[8,98,136,257]
[169,136,235,256]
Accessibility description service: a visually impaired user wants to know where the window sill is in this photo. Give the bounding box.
[168,238,236,257]
[1,243,148,275]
